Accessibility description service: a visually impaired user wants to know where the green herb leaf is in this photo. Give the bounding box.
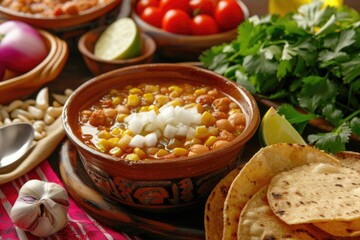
[298,76,338,113]
[308,124,351,153]
[350,117,360,136]
[322,104,344,126]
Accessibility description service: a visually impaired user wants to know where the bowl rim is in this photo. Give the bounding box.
[131,0,250,41]
[62,63,260,166]
[0,0,122,29]
[78,26,156,64]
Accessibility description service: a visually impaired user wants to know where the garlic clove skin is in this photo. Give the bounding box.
[10,179,69,237]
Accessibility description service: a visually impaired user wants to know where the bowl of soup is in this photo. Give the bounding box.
[62,63,259,211]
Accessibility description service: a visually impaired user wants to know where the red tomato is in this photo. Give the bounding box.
[215,0,244,31]
[162,9,191,35]
[189,0,215,16]
[136,0,160,15]
[191,14,218,35]
[159,0,190,14]
[141,6,163,28]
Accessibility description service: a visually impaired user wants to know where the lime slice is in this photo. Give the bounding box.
[94,18,142,61]
[259,107,306,146]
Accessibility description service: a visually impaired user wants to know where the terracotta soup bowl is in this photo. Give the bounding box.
[62,64,259,211]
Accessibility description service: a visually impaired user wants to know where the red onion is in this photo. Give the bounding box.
[0,21,47,81]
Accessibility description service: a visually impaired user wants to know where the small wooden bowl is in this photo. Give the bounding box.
[131,0,249,61]
[0,29,68,104]
[0,0,122,29]
[62,64,260,212]
[78,26,156,76]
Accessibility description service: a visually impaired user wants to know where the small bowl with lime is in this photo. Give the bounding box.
[78,18,156,76]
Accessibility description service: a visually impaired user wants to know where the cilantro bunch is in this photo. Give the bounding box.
[200,1,360,153]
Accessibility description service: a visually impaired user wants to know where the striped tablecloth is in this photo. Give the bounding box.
[0,160,141,240]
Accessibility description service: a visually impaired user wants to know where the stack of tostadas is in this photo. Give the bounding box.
[205,143,360,239]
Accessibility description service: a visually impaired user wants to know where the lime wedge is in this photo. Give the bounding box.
[94,18,142,61]
[259,107,306,146]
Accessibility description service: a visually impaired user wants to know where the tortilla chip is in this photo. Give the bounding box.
[308,151,360,237]
[314,220,360,237]
[205,166,242,240]
[336,151,360,172]
[238,186,340,239]
[222,143,340,240]
[267,162,360,224]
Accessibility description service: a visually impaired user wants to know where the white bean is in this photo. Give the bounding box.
[46,106,62,119]
[4,118,12,125]
[44,113,55,125]
[7,100,23,112]
[16,114,31,123]
[0,108,9,119]
[36,87,49,111]
[10,109,33,120]
[64,88,73,96]
[34,131,47,141]
[12,118,22,124]
[28,106,44,120]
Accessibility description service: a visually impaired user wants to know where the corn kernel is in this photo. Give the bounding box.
[127,94,141,107]
[184,138,202,147]
[111,127,122,136]
[125,153,141,160]
[184,103,196,109]
[108,137,120,148]
[97,139,110,152]
[143,93,155,104]
[173,148,188,156]
[118,134,132,149]
[116,113,128,122]
[195,126,211,139]
[201,111,216,126]
[169,100,182,107]
[169,85,182,92]
[109,146,123,156]
[205,136,217,148]
[144,85,159,93]
[148,105,159,113]
[169,90,182,98]
[121,129,134,137]
[98,130,112,139]
[194,88,206,96]
[112,97,121,106]
[140,106,149,112]
[155,95,170,106]
[134,147,146,159]
[129,88,143,94]
[156,149,169,157]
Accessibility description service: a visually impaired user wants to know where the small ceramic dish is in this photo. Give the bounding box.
[78,26,156,76]
[131,0,250,61]
[0,29,68,104]
[62,63,260,212]
[0,0,122,29]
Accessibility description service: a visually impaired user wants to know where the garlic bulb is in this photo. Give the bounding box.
[10,179,69,237]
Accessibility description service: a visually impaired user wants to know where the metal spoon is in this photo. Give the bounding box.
[0,123,35,173]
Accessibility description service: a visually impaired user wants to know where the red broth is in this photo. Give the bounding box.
[78,82,246,160]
